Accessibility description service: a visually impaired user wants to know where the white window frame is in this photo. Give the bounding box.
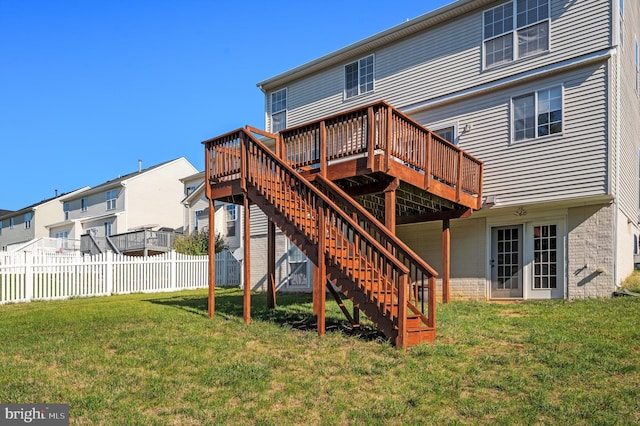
[432,123,459,145]
[344,54,375,100]
[620,0,625,50]
[635,37,639,95]
[9,217,14,230]
[64,203,70,220]
[270,88,287,133]
[81,197,88,212]
[483,0,550,69]
[225,204,236,237]
[511,85,563,143]
[106,190,117,210]
[24,212,32,229]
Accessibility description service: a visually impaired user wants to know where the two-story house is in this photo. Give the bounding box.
[0,188,89,251]
[234,0,639,301]
[48,158,197,254]
[180,171,242,254]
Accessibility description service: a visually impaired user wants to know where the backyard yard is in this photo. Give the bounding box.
[1,286,639,425]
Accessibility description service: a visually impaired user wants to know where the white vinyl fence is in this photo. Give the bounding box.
[0,250,242,305]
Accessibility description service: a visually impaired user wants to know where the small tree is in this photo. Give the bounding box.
[173,230,227,255]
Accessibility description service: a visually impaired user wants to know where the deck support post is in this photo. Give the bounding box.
[314,206,327,336]
[205,142,216,319]
[267,219,276,309]
[442,218,451,303]
[207,196,215,318]
[243,195,251,323]
[384,178,399,235]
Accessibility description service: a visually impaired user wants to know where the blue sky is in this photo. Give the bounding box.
[0,0,450,210]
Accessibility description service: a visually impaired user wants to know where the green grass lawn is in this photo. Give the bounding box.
[1,288,639,425]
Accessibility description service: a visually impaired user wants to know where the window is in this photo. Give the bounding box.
[345,55,374,99]
[484,0,549,68]
[194,209,205,232]
[9,217,14,230]
[55,231,69,239]
[434,126,456,144]
[0,220,3,235]
[64,203,70,220]
[24,212,32,229]
[270,88,287,133]
[106,190,117,210]
[512,86,562,141]
[81,198,88,212]
[225,204,236,237]
[533,225,557,289]
[636,38,640,95]
[186,186,196,196]
[620,0,624,49]
[104,222,112,237]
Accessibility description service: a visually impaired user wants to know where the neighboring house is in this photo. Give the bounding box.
[0,188,89,251]
[180,171,242,254]
[244,0,639,300]
[48,158,197,254]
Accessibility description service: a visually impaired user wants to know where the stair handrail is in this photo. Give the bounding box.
[239,128,409,275]
[314,174,436,326]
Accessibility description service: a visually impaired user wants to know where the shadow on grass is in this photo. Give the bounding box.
[144,288,388,344]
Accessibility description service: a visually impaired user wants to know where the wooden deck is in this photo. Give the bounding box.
[203,100,483,348]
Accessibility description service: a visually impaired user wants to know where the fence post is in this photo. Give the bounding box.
[25,251,33,302]
[105,251,114,295]
[170,250,177,291]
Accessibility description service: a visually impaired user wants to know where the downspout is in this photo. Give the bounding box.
[613,0,622,289]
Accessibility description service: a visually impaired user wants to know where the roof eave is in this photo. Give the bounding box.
[256,0,488,92]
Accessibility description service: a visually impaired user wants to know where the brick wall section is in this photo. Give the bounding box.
[567,203,616,298]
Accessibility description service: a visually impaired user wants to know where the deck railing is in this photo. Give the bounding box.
[81,230,175,255]
[280,101,483,207]
[205,129,417,347]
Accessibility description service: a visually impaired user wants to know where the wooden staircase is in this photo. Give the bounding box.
[203,101,483,348]
[204,127,435,348]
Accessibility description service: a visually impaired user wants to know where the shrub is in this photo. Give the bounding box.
[173,230,227,255]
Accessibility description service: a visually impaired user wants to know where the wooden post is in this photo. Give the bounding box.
[384,178,399,236]
[385,106,393,172]
[366,106,375,171]
[428,276,436,329]
[442,218,451,304]
[243,195,251,323]
[315,206,327,336]
[319,120,327,178]
[267,219,276,309]
[456,150,464,202]
[396,272,408,350]
[207,196,215,318]
[205,142,216,318]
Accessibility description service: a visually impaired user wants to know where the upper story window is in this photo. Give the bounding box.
[345,55,374,99]
[635,38,639,95]
[63,203,69,220]
[24,212,32,229]
[270,88,287,133]
[483,0,549,69]
[620,0,624,49]
[512,86,562,142]
[9,217,14,230]
[186,185,196,196]
[81,197,88,212]
[106,190,118,210]
[434,126,457,145]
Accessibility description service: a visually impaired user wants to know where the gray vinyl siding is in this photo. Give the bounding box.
[411,64,609,206]
[617,2,640,220]
[269,0,612,130]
